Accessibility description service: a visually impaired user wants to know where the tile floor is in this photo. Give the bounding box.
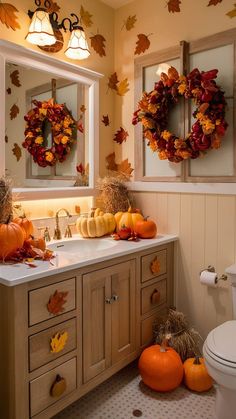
[54,362,216,419]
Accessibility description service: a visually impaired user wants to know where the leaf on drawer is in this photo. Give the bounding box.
[47,290,68,315]
[50,331,68,353]
[150,257,161,274]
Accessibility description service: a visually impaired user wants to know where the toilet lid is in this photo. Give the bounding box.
[206,321,236,364]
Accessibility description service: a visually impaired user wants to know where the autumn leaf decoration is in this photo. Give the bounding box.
[10,104,19,120]
[77,104,86,133]
[108,72,119,91]
[90,33,106,57]
[50,331,68,353]
[208,0,222,5]
[108,72,129,96]
[47,290,68,315]
[80,5,93,27]
[113,127,129,144]
[150,257,161,274]
[106,152,134,178]
[46,0,61,13]
[135,34,151,55]
[226,4,236,18]
[12,143,22,161]
[167,0,181,13]
[123,15,137,31]
[10,70,21,87]
[102,115,110,126]
[0,3,21,30]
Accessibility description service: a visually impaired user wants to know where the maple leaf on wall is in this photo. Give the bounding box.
[105,153,133,178]
[46,0,60,13]
[80,5,93,28]
[90,34,106,57]
[106,153,118,171]
[117,78,130,96]
[108,72,119,91]
[226,4,236,18]
[113,127,129,144]
[123,15,137,31]
[134,34,151,55]
[208,0,222,5]
[117,159,134,177]
[102,115,110,126]
[167,0,181,13]
[10,70,21,87]
[0,3,21,30]
[12,143,21,161]
[10,104,19,120]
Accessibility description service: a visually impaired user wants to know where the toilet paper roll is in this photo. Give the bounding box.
[200,270,218,287]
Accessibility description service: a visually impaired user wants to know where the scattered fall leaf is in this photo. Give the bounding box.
[77,120,84,133]
[0,3,21,30]
[106,152,118,171]
[134,34,151,55]
[117,78,130,96]
[10,69,21,87]
[90,33,106,57]
[6,87,11,94]
[102,115,110,126]
[113,127,129,144]
[80,105,86,113]
[12,143,21,161]
[47,290,68,315]
[80,5,93,28]
[226,4,236,18]
[167,0,181,13]
[46,0,60,13]
[208,0,222,5]
[124,15,137,31]
[117,159,134,177]
[50,331,68,353]
[108,72,119,91]
[10,103,19,120]
[5,135,8,143]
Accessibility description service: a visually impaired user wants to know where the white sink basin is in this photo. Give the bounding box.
[48,237,118,254]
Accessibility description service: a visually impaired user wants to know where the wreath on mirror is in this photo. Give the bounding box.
[132,67,228,163]
[22,99,76,167]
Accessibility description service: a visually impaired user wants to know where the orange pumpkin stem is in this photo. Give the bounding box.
[193,356,201,365]
[143,216,150,221]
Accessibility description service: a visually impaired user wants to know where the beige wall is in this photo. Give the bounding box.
[114,0,236,338]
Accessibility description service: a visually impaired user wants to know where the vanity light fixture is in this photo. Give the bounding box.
[26,0,90,60]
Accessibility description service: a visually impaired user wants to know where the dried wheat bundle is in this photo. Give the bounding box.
[96,176,132,214]
[154,308,202,361]
[0,177,13,223]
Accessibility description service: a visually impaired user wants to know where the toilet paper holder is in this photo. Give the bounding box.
[200,265,227,282]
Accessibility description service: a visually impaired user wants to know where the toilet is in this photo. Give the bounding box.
[203,264,236,419]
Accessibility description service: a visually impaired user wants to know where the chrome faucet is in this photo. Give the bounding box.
[54,208,72,240]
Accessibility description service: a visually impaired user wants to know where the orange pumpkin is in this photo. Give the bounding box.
[183,356,213,392]
[138,339,184,392]
[27,236,46,251]
[0,222,25,260]
[115,207,144,232]
[135,216,157,239]
[13,216,34,240]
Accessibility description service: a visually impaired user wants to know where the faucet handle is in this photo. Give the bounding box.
[64,223,75,238]
[38,226,51,242]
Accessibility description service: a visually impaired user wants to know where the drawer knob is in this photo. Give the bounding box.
[50,331,68,353]
[150,257,161,274]
[151,289,161,305]
[47,290,68,315]
[50,374,67,398]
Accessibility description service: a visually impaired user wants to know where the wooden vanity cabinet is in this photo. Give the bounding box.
[0,241,174,419]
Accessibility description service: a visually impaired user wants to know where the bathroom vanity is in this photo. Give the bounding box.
[0,235,177,419]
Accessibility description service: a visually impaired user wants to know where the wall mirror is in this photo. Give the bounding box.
[0,40,102,200]
[134,29,236,183]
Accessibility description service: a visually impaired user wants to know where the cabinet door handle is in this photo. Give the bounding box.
[150,289,161,305]
[111,294,119,302]
[105,297,112,304]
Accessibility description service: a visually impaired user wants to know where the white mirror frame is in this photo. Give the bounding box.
[0,39,103,201]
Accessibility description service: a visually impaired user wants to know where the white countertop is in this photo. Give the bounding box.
[0,234,178,287]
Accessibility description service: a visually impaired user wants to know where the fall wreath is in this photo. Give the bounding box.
[132,67,228,163]
[22,99,76,167]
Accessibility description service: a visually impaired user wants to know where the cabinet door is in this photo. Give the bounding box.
[83,271,112,382]
[111,260,136,364]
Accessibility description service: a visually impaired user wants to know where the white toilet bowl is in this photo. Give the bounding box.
[203,320,236,419]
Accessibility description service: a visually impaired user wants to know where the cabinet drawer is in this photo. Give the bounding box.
[29,318,77,372]
[141,309,167,347]
[141,249,167,283]
[30,357,77,417]
[141,278,167,315]
[29,278,76,326]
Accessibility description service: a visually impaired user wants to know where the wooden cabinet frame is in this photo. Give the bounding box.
[134,28,236,183]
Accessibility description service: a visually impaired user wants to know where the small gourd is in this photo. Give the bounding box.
[183,356,213,392]
[115,207,144,232]
[13,215,34,239]
[134,216,157,239]
[76,211,116,238]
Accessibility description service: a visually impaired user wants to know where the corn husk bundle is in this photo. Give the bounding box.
[96,176,132,214]
[154,308,202,361]
[0,177,13,223]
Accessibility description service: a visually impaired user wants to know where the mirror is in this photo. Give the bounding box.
[0,40,102,198]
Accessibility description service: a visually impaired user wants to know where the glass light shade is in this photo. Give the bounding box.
[65,28,90,60]
[26,10,56,46]
[156,63,171,76]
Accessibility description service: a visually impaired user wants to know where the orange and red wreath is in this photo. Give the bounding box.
[132,67,228,163]
[23,99,76,167]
